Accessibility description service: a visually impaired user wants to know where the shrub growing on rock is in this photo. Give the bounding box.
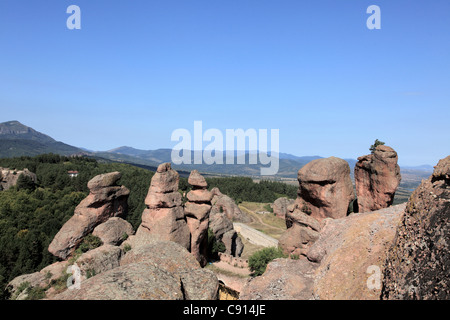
[248,247,287,276]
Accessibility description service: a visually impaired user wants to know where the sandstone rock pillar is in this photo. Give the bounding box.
[354,145,401,213]
[185,170,212,267]
[138,163,191,251]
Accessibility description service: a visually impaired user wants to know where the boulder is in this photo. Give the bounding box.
[382,156,450,300]
[295,157,355,221]
[48,172,130,260]
[7,261,69,300]
[92,217,134,245]
[240,258,318,300]
[209,200,245,257]
[279,208,321,257]
[211,188,251,223]
[52,241,219,300]
[272,197,295,219]
[355,145,401,213]
[188,169,208,188]
[120,240,200,271]
[75,245,122,280]
[139,163,191,251]
[306,203,406,300]
[51,262,185,300]
[222,230,244,257]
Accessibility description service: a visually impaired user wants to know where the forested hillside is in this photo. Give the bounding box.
[0,154,297,298]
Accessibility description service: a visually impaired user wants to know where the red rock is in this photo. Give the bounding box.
[92,217,134,245]
[185,170,211,266]
[138,164,191,251]
[382,156,450,300]
[306,203,406,300]
[272,197,295,219]
[296,157,355,221]
[188,169,208,188]
[186,189,213,203]
[149,163,179,193]
[140,206,191,250]
[48,173,130,260]
[355,145,401,213]
[145,191,182,209]
[240,258,318,300]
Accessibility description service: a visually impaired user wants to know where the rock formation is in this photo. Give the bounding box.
[0,167,37,190]
[92,217,134,246]
[211,187,251,223]
[209,189,244,257]
[306,203,405,300]
[295,157,355,221]
[240,258,318,300]
[355,145,401,213]
[382,156,450,300]
[185,170,212,266]
[271,197,295,219]
[52,241,219,300]
[278,157,353,256]
[242,203,406,300]
[278,208,321,257]
[48,172,129,260]
[138,163,191,251]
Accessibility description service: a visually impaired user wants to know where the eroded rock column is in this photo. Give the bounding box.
[139,163,191,251]
[355,145,401,213]
[185,170,212,267]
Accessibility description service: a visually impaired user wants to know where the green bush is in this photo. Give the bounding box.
[77,234,102,253]
[207,228,226,260]
[248,247,287,276]
[369,139,385,154]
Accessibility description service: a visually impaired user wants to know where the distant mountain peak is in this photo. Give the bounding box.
[0,120,55,144]
[0,120,83,158]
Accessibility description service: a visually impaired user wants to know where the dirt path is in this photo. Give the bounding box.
[239,205,282,232]
[211,261,251,276]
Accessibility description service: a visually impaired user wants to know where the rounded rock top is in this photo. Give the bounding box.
[87,172,122,190]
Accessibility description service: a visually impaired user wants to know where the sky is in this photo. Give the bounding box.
[0,0,449,166]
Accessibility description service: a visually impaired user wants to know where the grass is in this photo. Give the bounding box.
[205,264,250,279]
[239,202,286,240]
[238,232,267,260]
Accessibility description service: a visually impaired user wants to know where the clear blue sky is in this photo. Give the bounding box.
[0,0,449,166]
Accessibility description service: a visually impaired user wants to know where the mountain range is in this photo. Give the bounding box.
[0,121,433,181]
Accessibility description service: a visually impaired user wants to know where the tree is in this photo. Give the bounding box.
[207,228,225,260]
[16,174,35,192]
[370,139,385,154]
[248,247,286,276]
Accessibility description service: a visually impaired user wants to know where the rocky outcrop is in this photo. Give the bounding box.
[295,157,355,221]
[240,258,318,300]
[272,197,295,219]
[355,145,401,213]
[241,203,406,300]
[48,172,129,260]
[92,217,134,246]
[279,209,321,257]
[211,188,251,223]
[138,163,191,251]
[382,156,450,300]
[307,203,406,300]
[184,170,211,266]
[0,167,37,190]
[278,157,353,256]
[53,241,219,300]
[209,209,244,257]
[209,188,245,257]
[75,245,122,281]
